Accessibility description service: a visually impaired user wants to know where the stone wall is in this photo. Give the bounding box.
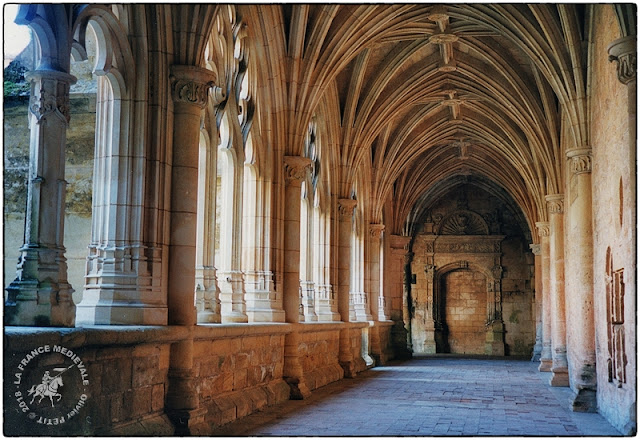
[409,184,534,356]
[295,324,344,390]
[193,325,291,428]
[589,4,636,434]
[3,94,95,304]
[443,270,486,354]
[3,322,381,435]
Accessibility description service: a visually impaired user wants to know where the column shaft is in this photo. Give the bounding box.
[565,149,596,411]
[536,223,553,371]
[547,195,569,386]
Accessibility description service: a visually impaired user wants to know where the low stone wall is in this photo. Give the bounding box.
[294,323,344,390]
[193,324,291,427]
[4,321,394,435]
[3,326,184,436]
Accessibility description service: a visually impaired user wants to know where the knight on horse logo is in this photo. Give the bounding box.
[28,366,72,407]
[12,344,90,426]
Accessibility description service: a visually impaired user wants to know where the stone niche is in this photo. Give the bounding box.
[410,185,534,356]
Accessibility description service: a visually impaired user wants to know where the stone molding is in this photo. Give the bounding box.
[567,148,592,175]
[369,223,385,237]
[337,198,357,219]
[25,70,77,124]
[283,156,313,183]
[170,65,216,108]
[389,234,411,251]
[545,194,564,214]
[608,36,637,85]
[536,222,550,237]
[529,243,541,255]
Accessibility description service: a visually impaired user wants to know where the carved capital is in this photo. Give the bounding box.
[492,265,503,279]
[337,198,357,219]
[608,36,637,85]
[535,222,550,237]
[529,243,541,256]
[545,194,564,214]
[369,223,385,238]
[567,148,592,175]
[170,65,216,108]
[25,70,77,124]
[283,156,312,183]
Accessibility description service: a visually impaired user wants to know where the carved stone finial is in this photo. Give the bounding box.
[545,194,564,214]
[283,156,312,183]
[369,224,385,238]
[170,65,216,108]
[535,222,550,237]
[529,243,541,256]
[337,198,357,219]
[608,36,637,85]
[567,148,592,175]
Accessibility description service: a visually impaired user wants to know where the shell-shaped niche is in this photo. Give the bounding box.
[439,209,488,235]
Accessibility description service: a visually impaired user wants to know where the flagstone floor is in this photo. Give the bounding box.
[215,356,621,436]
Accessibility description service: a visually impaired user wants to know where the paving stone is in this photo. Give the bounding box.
[214,357,622,436]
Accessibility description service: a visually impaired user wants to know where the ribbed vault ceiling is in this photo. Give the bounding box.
[242,4,591,236]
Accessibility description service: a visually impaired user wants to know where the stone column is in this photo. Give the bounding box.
[536,222,553,371]
[546,195,569,386]
[282,156,312,398]
[565,149,596,411]
[5,70,77,327]
[167,65,214,327]
[389,235,413,359]
[530,243,543,361]
[337,198,358,376]
[165,65,214,433]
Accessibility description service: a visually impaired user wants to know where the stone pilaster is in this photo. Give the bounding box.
[5,70,77,327]
[546,195,569,387]
[536,222,553,372]
[337,198,358,376]
[282,156,312,397]
[485,265,506,356]
[422,263,438,353]
[530,243,543,362]
[565,148,597,411]
[389,235,413,359]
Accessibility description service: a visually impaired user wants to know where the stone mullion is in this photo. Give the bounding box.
[5,70,77,327]
[352,216,373,322]
[314,207,340,321]
[300,197,318,322]
[243,173,284,323]
[536,222,553,372]
[546,194,569,387]
[530,243,543,361]
[565,149,596,411]
[195,108,221,323]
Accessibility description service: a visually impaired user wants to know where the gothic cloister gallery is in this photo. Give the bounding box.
[2,3,636,436]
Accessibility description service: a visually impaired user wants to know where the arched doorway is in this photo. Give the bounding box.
[441,268,487,354]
